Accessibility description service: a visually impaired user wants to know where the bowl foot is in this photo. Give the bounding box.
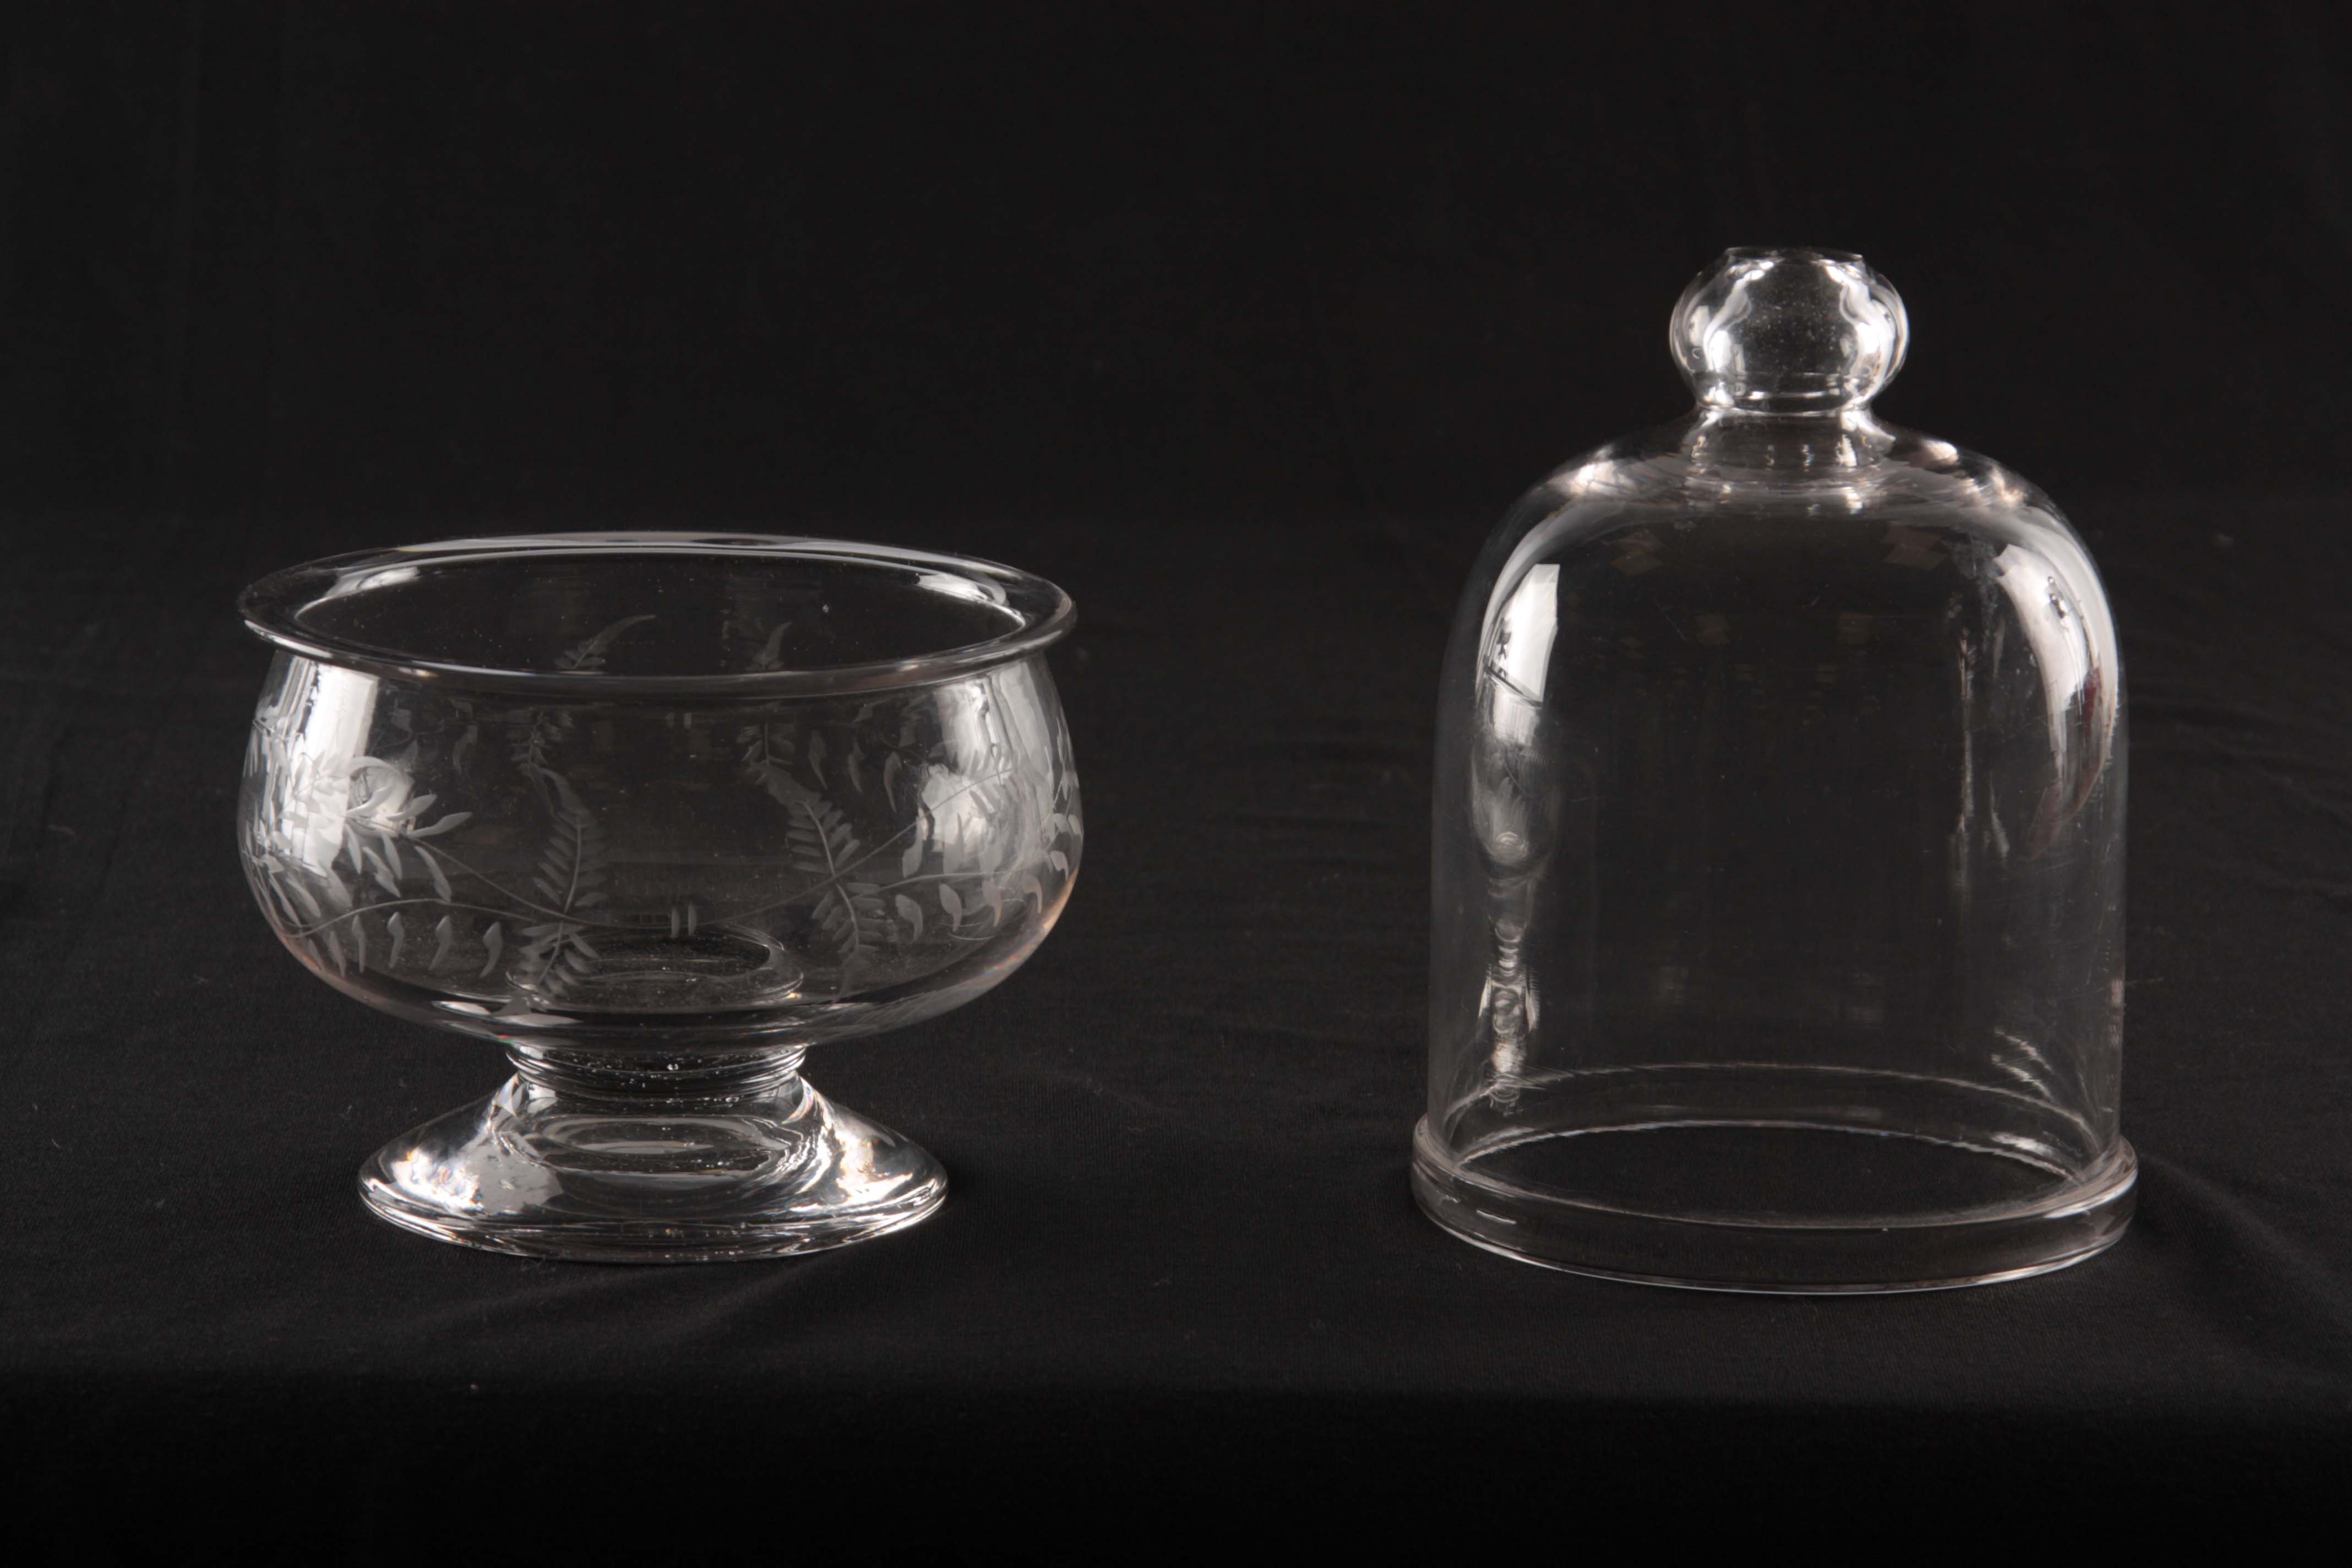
[360,1048,944,1262]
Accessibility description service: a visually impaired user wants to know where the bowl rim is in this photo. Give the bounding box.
[239,532,1077,698]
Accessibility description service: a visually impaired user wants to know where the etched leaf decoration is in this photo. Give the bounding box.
[422,847,453,903]
[792,797,895,966]
[809,888,854,962]
[895,894,924,941]
[432,916,456,972]
[513,714,556,776]
[742,722,810,808]
[1048,849,1070,876]
[787,797,862,880]
[284,874,326,924]
[900,835,923,879]
[806,730,829,786]
[386,911,406,961]
[351,919,368,972]
[530,789,598,908]
[883,752,903,809]
[410,811,471,839]
[520,924,573,988]
[324,930,347,975]
[939,884,964,922]
[558,613,657,673]
[517,775,606,992]
[983,880,1005,924]
[753,623,792,671]
[1020,872,1045,910]
[262,875,303,930]
[478,921,505,978]
[846,885,894,957]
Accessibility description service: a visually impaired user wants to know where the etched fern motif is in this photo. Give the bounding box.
[737,620,814,810]
[725,654,1080,995]
[513,614,655,780]
[244,609,1080,1017]
[247,632,622,992]
[515,773,607,997]
[244,718,475,978]
[788,795,892,979]
[498,615,647,993]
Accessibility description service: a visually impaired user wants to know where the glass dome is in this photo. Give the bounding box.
[1412,248,2133,1292]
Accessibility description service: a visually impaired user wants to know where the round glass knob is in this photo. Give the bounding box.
[1670,246,1909,413]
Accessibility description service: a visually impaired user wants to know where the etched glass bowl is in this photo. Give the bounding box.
[237,534,1081,1261]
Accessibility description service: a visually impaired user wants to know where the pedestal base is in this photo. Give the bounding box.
[360,1047,945,1262]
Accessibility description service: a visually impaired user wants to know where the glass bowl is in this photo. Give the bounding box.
[238,533,1081,1261]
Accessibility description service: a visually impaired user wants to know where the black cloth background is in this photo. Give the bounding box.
[3,4,2349,1553]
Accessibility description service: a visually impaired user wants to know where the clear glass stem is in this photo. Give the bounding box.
[507,1040,813,1106]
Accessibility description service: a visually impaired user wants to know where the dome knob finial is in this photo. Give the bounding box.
[1671,247,1908,413]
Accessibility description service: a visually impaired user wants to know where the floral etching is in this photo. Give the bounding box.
[241,619,1079,1017]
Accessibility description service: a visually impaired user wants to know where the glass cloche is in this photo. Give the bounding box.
[1412,248,2132,1292]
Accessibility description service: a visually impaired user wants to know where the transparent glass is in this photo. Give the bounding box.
[238,535,1081,1261]
[1412,249,2133,1291]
